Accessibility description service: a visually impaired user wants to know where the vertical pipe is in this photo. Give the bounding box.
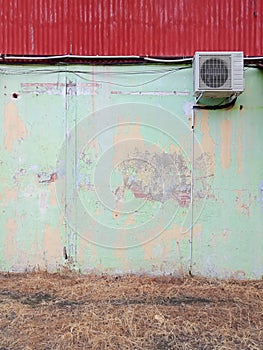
[65,74,70,259]
[74,81,78,263]
[65,74,77,265]
[189,107,195,275]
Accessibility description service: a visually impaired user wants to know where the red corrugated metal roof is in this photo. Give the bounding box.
[0,0,262,57]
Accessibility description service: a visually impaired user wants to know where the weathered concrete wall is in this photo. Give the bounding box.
[0,65,262,278]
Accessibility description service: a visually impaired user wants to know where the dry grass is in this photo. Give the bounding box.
[0,271,262,349]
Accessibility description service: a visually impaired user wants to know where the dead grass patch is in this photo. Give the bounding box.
[0,272,262,349]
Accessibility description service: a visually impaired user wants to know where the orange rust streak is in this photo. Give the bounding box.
[220,119,232,171]
[4,187,17,204]
[42,224,63,262]
[49,184,57,206]
[143,223,187,262]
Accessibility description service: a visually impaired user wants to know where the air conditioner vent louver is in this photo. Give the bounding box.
[193,52,244,98]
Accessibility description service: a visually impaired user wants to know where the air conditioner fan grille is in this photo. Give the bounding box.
[199,56,231,89]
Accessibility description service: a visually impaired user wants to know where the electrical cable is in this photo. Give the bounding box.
[244,56,263,61]
[0,66,191,88]
[1,54,263,67]
[1,54,263,63]
[2,54,141,60]
[1,54,193,64]
[72,67,190,88]
[0,66,190,76]
[143,57,192,64]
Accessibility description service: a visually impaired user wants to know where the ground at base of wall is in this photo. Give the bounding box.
[0,272,262,350]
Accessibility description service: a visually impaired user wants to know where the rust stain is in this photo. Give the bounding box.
[124,213,136,226]
[113,116,145,157]
[220,119,232,171]
[143,223,187,261]
[49,184,57,206]
[200,111,215,173]
[4,102,27,152]
[114,249,130,270]
[32,230,40,252]
[76,242,86,267]
[193,223,203,241]
[4,218,18,259]
[3,187,17,204]
[42,224,63,262]
[26,230,43,267]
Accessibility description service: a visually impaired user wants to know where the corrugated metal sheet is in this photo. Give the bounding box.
[0,0,262,57]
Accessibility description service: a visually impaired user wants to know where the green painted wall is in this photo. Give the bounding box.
[0,65,262,278]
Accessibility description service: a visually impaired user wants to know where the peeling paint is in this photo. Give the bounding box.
[116,150,191,206]
[38,172,58,184]
[235,190,251,217]
[4,102,27,152]
[39,190,49,215]
[3,187,17,204]
[42,224,63,265]
[4,218,18,260]
[142,222,189,268]
[193,224,203,241]
[200,111,215,173]
[49,184,57,206]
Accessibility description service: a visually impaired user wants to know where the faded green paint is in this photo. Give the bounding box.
[0,65,262,278]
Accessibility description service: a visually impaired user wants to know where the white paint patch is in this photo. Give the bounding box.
[183,101,195,116]
[21,83,101,95]
[39,190,49,215]
[23,185,37,198]
[111,90,190,96]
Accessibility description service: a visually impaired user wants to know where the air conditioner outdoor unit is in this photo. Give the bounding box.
[193,51,244,98]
